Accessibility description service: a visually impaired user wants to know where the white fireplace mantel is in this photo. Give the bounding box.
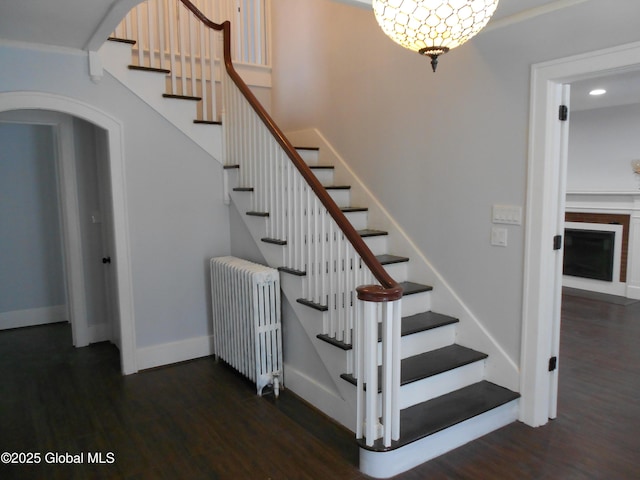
[566,191,640,300]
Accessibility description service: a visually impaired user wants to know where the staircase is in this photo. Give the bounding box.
[99,2,520,477]
[229,144,520,477]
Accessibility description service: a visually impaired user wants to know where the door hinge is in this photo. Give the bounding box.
[559,105,568,121]
[553,235,562,250]
[549,356,558,372]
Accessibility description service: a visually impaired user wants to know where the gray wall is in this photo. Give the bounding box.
[568,103,640,192]
[270,0,640,363]
[0,123,66,317]
[0,44,231,349]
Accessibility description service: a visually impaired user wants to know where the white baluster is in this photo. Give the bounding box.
[364,301,379,446]
[167,0,177,94]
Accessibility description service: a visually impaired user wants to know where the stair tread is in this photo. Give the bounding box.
[278,266,306,276]
[128,64,170,74]
[341,344,488,388]
[246,211,269,217]
[261,237,287,246]
[295,146,320,151]
[233,187,254,192]
[316,311,459,350]
[398,345,488,385]
[400,281,433,295]
[376,254,409,265]
[297,298,328,312]
[194,119,222,125]
[163,93,202,101]
[342,206,368,213]
[310,165,335,170]
[358,229,388,238]
[358,381,520,452]
[108,37,136,45]
[401,311,459,335]
[325,185,351,190]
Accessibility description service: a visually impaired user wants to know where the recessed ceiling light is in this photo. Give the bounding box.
[589,88,607,96]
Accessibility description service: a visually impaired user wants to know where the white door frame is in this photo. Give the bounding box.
[521,41,640,427]
[0,91,138,375]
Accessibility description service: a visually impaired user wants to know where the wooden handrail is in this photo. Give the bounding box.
[179,0,401,303]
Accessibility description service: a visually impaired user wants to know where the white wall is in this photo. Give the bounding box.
[0,43,231,354]
[568,103,640,192]
[269,0,640,363]
[0,123,66,327]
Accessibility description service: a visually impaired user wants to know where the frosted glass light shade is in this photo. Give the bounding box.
[372,0,500,71]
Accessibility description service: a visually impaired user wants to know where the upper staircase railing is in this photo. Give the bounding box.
[123,0,403,447]
[112,0,270,123]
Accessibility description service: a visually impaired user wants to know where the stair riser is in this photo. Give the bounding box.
[359,400,520,478]
[362,235,388,256]
[328,189,350,207]
[401,291,432,317]
[343,210,368,231]
[371,323,455,365]
[380,262,408,283]
[311,169,334,185]
[296,149,320,165]
[397,360,486,410]
[398,323,455,360]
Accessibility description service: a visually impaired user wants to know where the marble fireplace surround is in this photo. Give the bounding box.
[565,192,640,300]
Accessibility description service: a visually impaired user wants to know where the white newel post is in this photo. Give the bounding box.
[356,286,402,448]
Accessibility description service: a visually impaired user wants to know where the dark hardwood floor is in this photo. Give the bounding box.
[1,292,638,479]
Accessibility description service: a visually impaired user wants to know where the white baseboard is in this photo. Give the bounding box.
[0,305,68,330]
[136,334,215,370]
[88,322,112,344]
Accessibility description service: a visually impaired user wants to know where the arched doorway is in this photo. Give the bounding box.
[0,92,137,375]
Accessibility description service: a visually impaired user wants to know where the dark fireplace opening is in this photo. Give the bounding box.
[563,228,615,282]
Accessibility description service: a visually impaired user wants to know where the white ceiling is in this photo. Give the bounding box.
[0,1,582,51]
[570,69,640,112]
[1,0,637,112]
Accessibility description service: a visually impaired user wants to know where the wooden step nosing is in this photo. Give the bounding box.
[233,187,254,192]
[108,37,136,45]
[297,298,328,312]
[246,211,269,217]
[376,254,410,265]
[325,185,351,190]
[342,207,369,213]
[194,120,222,125]
[128,64,170,74]
[261,237,287,246]
[162,93,202,101]
[400,281,434,296]
[358,229,388,238]
[278,266,306,277]
[317,334,351,351]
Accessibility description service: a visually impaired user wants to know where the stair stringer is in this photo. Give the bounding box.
[229,188,358,430]
[286,128,520,393]
[98,40,223,162]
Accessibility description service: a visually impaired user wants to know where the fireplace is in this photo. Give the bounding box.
[563,228,615,281]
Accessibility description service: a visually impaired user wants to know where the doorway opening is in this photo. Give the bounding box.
[0,92,137,375]
[521,40,640,427]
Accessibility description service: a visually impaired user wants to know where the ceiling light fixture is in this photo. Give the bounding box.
[372,0,500,72]
[589,88,607,96]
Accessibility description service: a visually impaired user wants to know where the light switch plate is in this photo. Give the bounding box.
[491,227,508,247]
[492,205,522,225]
